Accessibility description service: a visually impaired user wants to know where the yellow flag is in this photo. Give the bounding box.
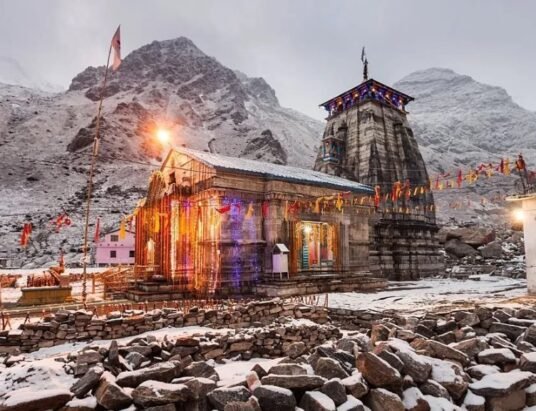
[314,197,321,213]
[119,217,126,240]
[245,202,254,219]
[153,213,160,233]
[335,195,343,211]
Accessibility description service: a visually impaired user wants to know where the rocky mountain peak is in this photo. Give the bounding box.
[396,67,513,108]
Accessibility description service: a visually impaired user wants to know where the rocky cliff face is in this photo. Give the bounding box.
[395,68,536,173]
[395,68,536,224]
[0,37,322,267]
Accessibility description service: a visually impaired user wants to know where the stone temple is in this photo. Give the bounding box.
[314,77,443,280]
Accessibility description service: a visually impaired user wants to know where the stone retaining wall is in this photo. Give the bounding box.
[0,299,329,353]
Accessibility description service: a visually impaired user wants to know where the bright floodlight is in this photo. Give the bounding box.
[156,128,171,144]
[513,208,524,223]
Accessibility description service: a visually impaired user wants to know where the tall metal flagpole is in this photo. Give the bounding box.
[81,41,114,304]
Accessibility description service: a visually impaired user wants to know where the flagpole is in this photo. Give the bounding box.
[81,41,114,304]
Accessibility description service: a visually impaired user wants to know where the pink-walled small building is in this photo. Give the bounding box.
[95,229,135,266]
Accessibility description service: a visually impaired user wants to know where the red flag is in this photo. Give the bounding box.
[111,25,122,71]
[374,186,381,208]
[262,201,269,218]
[94,217,100,242]
[20,223,32,247]
[216,205,231,214]
[456,169,463,188]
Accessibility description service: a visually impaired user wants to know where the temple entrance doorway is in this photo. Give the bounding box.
[296,221,336,271]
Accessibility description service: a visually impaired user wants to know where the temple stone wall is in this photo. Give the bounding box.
[315,96,444,280]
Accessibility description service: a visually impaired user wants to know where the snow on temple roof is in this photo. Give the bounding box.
[171,147,373,194]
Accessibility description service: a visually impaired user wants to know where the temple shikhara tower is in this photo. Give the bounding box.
[314,62,443,280]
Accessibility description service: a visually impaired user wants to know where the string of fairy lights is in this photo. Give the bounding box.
[6,149,530,247]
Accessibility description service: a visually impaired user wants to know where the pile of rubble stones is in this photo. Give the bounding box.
[3,305,536,410]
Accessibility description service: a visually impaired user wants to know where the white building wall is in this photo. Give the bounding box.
[523,197,536,294]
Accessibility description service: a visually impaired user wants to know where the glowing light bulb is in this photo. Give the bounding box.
[513,209,524,223]
[156,128,171,144]
[303,225,312,234]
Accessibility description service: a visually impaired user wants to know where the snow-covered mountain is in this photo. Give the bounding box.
[394,68,536,224]
[395,68,536,174]
[0,56,64,93]
[0,37,322,267]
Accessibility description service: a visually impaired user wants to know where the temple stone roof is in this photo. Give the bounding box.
[170,147,373,194]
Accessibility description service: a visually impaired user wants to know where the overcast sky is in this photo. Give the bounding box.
[0,0,535,119]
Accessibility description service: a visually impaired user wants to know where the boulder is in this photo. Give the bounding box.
[95,372,132,410]
[108,340,120,367]
[314,357,349,380]
[444,239,478,258]
[340,373,369,399]
[489,322,526,341]
[132,380,192,408]
[477,348,516,366]
[479,241,503,259]
[429,358,468,401]
[224,396,262,411]
[70,365,104,398]
[208,386,252,411]
[356,352,402,391]
[299,391,336,411]
[364,388,404,411]
[268,363,309,376]
[370,324,391,346]
[419,379,450,400]
[0,388,73,411]
[253,385,296,411]
[116,361,182,387]
[182,361,219,381]
[461,390,485,411]
[440,227,495,246]
[321,379,347,406]
[285,342,306,359]
[520,352,536,373]
[487,389,526,411]
[184,377,217,399]
[251,363,268,379]
[451,337,489,359]
[335,395,364,411]
[373,345,404,371]
[469,370,535,397]
[246,371,261,391]
[125,351,147,369]
[396,351,432,384]
[524,324,536,346]
[60,396,98,411]
[466,364,501,379]
[454,311,480,327]
[526,383,536,406]
[401,387,430,411]
[261,375,327,391]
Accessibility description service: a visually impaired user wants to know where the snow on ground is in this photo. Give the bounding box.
[0,357,76,397]
[215,358,280,386]
[328,275,527,314]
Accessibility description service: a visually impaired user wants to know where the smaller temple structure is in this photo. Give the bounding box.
[132,147,377,298]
